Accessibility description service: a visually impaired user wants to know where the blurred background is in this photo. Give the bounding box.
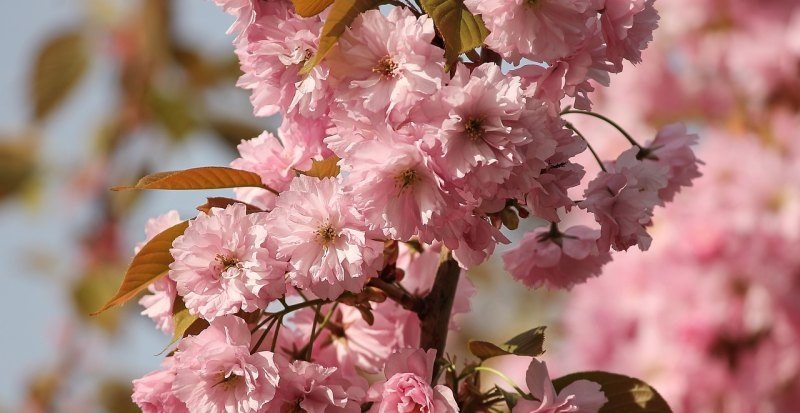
[1,1,799,412]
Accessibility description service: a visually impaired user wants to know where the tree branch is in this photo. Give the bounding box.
[418,251,461,380]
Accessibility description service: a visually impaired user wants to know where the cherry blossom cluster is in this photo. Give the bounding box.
[551,0,800,410]
[127,0,700,411]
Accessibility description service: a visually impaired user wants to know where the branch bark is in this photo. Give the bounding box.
[418,251,461,380]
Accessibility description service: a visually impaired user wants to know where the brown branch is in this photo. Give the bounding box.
[367,278,422,312]
[418,251,461,381]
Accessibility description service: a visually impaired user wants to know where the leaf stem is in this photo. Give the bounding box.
[565,122,607,172]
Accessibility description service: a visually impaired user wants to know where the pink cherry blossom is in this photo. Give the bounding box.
[598,0,659,70]
[344,133,450,242]
[235,2,331,118]
[172,315,281,413]
[169,204,288,320]
[132,357,188,413]
[369,349,459,413]
[513,358,606,413]
[231,115,332,209]
[268,176,384,299]
[266,358,363,413]
[638,123,702,203]
[526,126,587,222]
[503,225,612,290]
[329,7,445,123]
[465,0,598,63]
[137,210,182,333]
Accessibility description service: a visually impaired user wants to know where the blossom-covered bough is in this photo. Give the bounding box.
[93,0,701,412]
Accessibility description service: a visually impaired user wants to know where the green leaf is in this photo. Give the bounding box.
[468,340,511,360]
[159,299,207,354]
[92,221,189,314]
[299,156,341,178]
[292,0,336,17]
[552,372,673,413]
[418,0,489,68]
[30,29,90,120]
[301,0,382,74]
[505,326,546,357]
[111,167,273,192]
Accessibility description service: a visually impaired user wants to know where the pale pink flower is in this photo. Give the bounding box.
[172,316,280,413]
[169,204,288,320]
[513,359,606,413]
[132,357,188,413]
[268,176,383,299]
[426,63,529,199]
[599,0,659,70]
[236,3,331,118]
[344,134,450,242]
[137,210,182,333]
[231,116,332,209]
[580,149,668,251]
[503,225,612,290]
[526,126,587,222]
[290,301,420,374]
[213,0,257,38]
[329,7,445,122]
[369,349,459,413]
[265,358,363,413]
[465,0,597,63]
[638,123,702,203]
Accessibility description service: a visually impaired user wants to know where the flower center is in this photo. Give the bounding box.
[396,168,419,190]
[212,372,242,391]
[216,254,240,271]
[373,55,398,79]
[316,224,338,245]
[283,399,305,413]
[463,117,485,141]
[526,0,541,8]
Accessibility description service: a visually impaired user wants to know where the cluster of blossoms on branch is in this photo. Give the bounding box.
[118,0,702,412]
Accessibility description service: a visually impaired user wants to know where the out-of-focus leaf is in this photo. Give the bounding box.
[92,221,189,314]
[418,0,489,68]
[552,372,673,413]
[301,0,382,74]
[73,264,126,332]
[292,0,335,16]
[208,117,263,148]
[505,326,546,357]
[0,139,38,201]
[147,89,196,140]
[111,167,272,192]
[30,30,90,120]
[98,379,140,413]
[468,340,511,360]
[300,156,341,178]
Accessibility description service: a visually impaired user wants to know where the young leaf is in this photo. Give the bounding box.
[299,156,341,178]
[292,0,336,17]
[159,300,208,354]
[92,220,189,315]
[301,0,382,74]
[552,372,673,413]
[112,167,274,193]
[30,29,90,120]
[505,326,546,357]
[468,340,511,360]
[418,0,489,68]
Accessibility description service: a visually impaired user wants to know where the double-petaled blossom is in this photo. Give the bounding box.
[465,0,598,63]
[132,357,188,413]
[513,359,607,413]
[265,358,364,413]
[329,7,445,123]
[637,123,702,204]
[169,204,288,320]
[267,176,384,299]
[369,349,459,413]
[172,316,281,413]
[503,225,612,289]
[236,0,330,118]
